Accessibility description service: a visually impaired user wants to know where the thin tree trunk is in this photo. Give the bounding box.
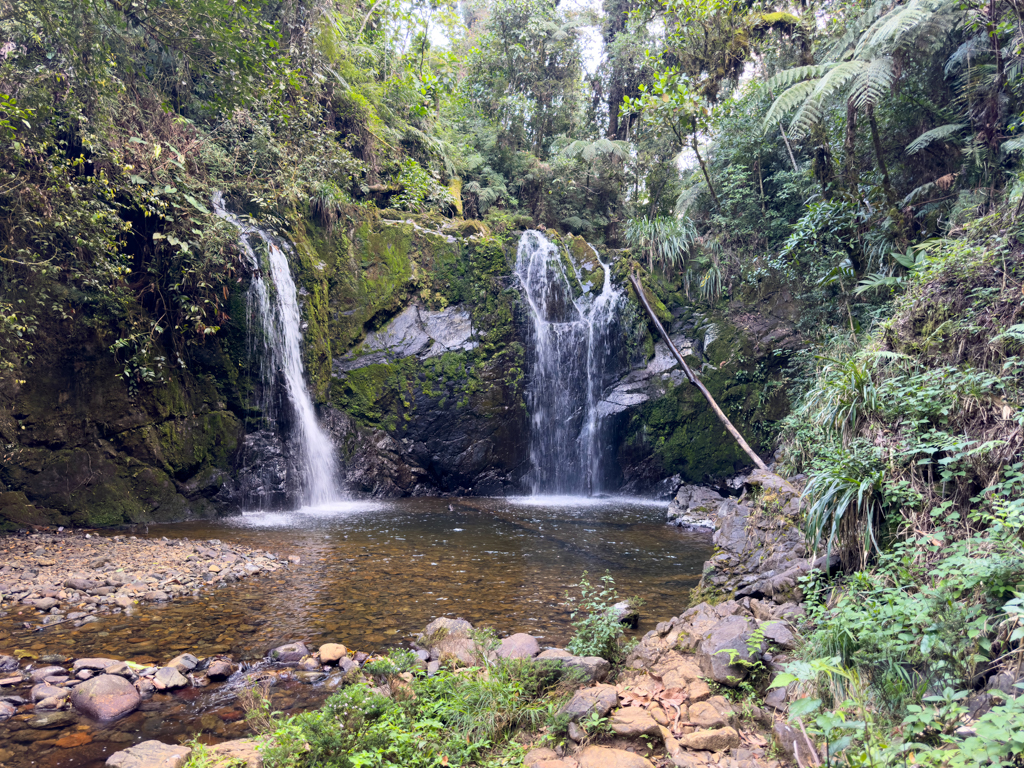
[866,104,896,206]
[844,100,860,191]
[629,274,768,472]
[780,125,798,172]
[692,135,720,211]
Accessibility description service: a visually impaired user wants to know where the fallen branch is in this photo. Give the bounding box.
[629,273,768,471]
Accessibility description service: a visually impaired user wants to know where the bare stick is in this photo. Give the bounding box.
[629,274,768,472]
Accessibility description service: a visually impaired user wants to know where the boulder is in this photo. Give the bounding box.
[71,674,141,720]
[207,660,234,681]
[559,684,618,721]
[612,601,640,629]
[31,683,68,702]
[688,701,729,729]
[153,667,189,689]
[421,617,473,642]
[667,485,724,530]
[433,635,485,666]
[0,701,15,720]
[0,655,19,673]
[73,658,122,672]
[105,740,191,768]
[762,620,798,650]
[496,633,540,660]
[696,615,762,686]
[166,653,198,672]
[577,746,655,768]
[536,648,610,682]
[268,642,309,663]
[319,644,348,664]
[525,747,558,768]
[610,707,661,737]
[29,665,66,683]
[676,727,741,752]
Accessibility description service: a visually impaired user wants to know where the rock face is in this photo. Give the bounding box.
[698,470,812,602]
[70,674,141,720]
[667,485,725,530]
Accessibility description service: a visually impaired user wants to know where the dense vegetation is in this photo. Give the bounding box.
[3,0,1024,762]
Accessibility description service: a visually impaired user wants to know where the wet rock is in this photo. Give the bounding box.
[577,746,655,768]
[268,642,308,663]
[0,700,14,720]
[74,658,122,672]
[559,684,618,721]
[0,655,19,672]
[153,667,189,689]
[166,654,198,672]
[143,591,170,601]
[105,739,192,768]
[319,644,347,664]
[207,660,234,681]
[35,695,67,710]
[64,577,98,591]
[667,485,724,530]
[23,597,60,610]
[31,683,67,702]
[71,674,141,720]
[56,732,94,748]
[609,707,661,737]
[28,710,77,729]
[536,648,610,682]
[29,665,66,683]
[677,726,741,752]
[496,633,540,659]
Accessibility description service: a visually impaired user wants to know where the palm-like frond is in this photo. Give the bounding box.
[765,64,835,91]
[762,79,819,132]
[1002,136,1024,154]
[906,123,967,154]
[559,138,630,163]
[848,57,896,109]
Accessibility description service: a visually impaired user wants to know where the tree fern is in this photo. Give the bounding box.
[906,123,966,154]
[848,57,896,109]
[762,79,820,132]
[764,63,835,91]
[1002,136,1024,154]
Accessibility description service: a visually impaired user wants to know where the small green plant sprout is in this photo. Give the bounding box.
[713,622,770,686]
[564,571,638,663]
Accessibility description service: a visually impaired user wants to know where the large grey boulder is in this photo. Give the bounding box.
[667,485,725,530]
[71,674,141,720]
[696,615,764,687]
[496,633,540,660]
[268,642,308,663]
[535,648,610,682]
[558,684,619,721]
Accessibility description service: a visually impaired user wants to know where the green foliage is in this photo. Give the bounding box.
[564,571,633,662]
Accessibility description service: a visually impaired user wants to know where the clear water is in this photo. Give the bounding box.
[0,498,710,768]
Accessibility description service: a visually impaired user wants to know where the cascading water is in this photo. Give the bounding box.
[213,193,340,506]
[515,230,623,496]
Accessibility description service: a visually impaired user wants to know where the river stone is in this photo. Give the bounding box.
[577,746,655,768]
[24,597,60,610]
[762,620,798,649]
[209,738,263,768]
[73,657,121,671]
[166,653,198,672]
[71,674,141,720]
[65,577,98,591]
[106,740,191,768]
[0,656,18,673]
[268,642,308,663]
[319,644,347,664]
[434,635,484,666]
[676,726,741,752]
[153,667,189,689]
[609,707,661,737]
[31,683,68,702]
[29,710,77,729]
[0,701,14,720]
[559,684,618,721]
[496,633,540,659]
[536,648,610,682]
[29,665,66,683]
[207,660,233,680]
[524,747,558,767]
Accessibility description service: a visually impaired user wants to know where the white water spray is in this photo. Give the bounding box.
[515,230,623,495]
[214,193,340,506]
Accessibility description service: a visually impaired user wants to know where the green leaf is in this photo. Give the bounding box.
[183,194,210,214]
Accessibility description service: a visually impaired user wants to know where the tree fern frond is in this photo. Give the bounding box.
[826,0,891,58]
[905,123,966,154]
[765,64,835,91]
[945,33,988,73]
[902,181,938,205]
[1003,136,1024,154]
[788,96,825,140]
[762,79,820,132]
[848,57,895,108]
[811,60,869,102]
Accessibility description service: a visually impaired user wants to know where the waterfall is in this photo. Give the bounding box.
[515,230,623,496]
[213,193,341,506]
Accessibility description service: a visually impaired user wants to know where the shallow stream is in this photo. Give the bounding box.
[0,497,712,768]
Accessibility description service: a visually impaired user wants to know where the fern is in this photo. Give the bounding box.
[765,63,835,90]
[906,123,967,154]
[1002,136,1024,154]
[848,57,896,108]
[762,79,819,132]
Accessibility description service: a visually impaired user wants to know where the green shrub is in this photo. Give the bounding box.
[564,571,635,663]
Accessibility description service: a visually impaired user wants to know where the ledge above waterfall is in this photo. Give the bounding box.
[333,303,479,373]
[596,333,696,417]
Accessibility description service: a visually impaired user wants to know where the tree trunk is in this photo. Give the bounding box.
[866,104,896,206]
[692,135,721,211]
[844,100,860,191]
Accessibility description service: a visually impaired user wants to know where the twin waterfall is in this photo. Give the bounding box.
[213,193,341,507]
[215,203,622,504]
[515,231,623,496]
